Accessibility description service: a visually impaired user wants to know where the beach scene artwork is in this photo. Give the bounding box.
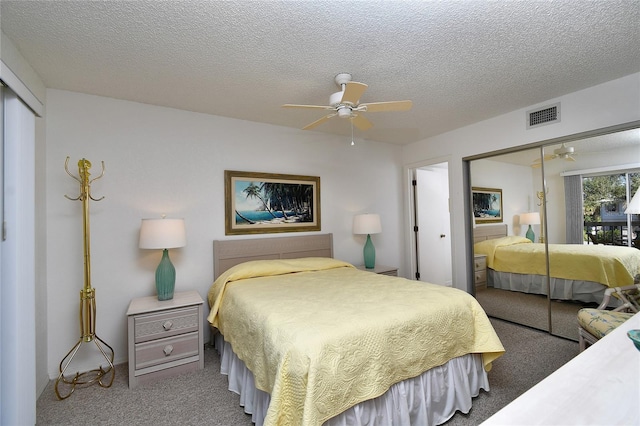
[225,171,320,235]
[472,187,503,223]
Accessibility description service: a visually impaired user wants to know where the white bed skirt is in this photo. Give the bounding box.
[488,269,613,305]
[214,333,489,426]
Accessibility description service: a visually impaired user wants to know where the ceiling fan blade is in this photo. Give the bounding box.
[359,100,413,113]
[341,82,368,105]
[532,154,556,164]
[351,114,373,131]
[282,104,333,110]
[302,114,335,130]
[566,155,577,162]
[531,162,542,169]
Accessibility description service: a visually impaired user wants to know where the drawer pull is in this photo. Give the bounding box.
[163,345,174,356]
[163,320,173,331]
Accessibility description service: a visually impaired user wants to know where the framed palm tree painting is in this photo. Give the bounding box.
[225,170,321,235]
[472,187,503,223]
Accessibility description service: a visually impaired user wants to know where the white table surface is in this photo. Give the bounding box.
[482,312,640,425]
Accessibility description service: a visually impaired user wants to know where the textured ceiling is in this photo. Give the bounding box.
[1,1,639,144]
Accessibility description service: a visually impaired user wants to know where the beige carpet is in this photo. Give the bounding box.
[37,318,579,425]
[476,286,588,341]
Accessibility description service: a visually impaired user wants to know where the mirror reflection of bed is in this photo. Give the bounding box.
[472,224,640,339]
[470,128,640,341]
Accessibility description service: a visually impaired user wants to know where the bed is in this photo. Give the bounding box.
[208,233,504,426]
[474,224,640,304]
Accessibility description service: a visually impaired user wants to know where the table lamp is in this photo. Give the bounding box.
[625,188,640,248]
[624,188,640,214]
[520,212,541,242]
[353,213,382,269]
[139,217,186,300]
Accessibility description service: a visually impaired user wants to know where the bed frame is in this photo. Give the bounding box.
[473,224,507,243]
[213,233,333,280]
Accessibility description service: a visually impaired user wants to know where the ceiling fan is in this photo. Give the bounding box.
[531,143,577,168]
[282,73,412,131]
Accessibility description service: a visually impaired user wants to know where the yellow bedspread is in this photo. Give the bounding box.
[207,257,504,426]
[474,236,640,287]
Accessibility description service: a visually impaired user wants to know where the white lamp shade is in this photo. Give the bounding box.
[520,212,541,225]
[353,213,382,235]
[139,218,187,249]
[624,188,640,214]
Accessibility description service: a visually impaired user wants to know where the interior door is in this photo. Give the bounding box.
[414,164,452,286]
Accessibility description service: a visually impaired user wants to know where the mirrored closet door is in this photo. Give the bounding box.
[470,125,640,341]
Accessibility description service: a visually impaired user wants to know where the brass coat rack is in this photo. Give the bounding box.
[55,157,114,400]
[537,188,549,243]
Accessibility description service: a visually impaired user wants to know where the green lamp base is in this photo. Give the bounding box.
[155,248,176,301]
[525,225,535,242]
[363,234,376,269]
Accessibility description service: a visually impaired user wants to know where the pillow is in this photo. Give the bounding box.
[495,235,532,246]
[474,236,532,263]
[207,257,354,326]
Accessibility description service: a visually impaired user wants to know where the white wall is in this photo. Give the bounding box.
[44,89,405,377]
[402,72,640,291]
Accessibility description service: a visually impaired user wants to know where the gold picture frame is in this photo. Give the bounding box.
[225,170,321,235]
[472,187,503,223]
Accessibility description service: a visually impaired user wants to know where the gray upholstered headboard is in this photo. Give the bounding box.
[213,233,334,280]
[473,224,508,244]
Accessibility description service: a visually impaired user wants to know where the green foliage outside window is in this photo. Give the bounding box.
[583,173,640,222]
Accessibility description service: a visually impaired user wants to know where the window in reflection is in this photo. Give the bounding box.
[583,172,640,248]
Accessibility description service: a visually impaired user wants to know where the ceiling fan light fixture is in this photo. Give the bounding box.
[337,107,352,119]
[554,143,574,156]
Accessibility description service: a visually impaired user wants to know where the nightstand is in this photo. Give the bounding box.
[127,290,204,388]
[355,264,398,277]
[474,254,487,289]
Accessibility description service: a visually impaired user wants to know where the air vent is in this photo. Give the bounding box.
[526,103,560,129]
